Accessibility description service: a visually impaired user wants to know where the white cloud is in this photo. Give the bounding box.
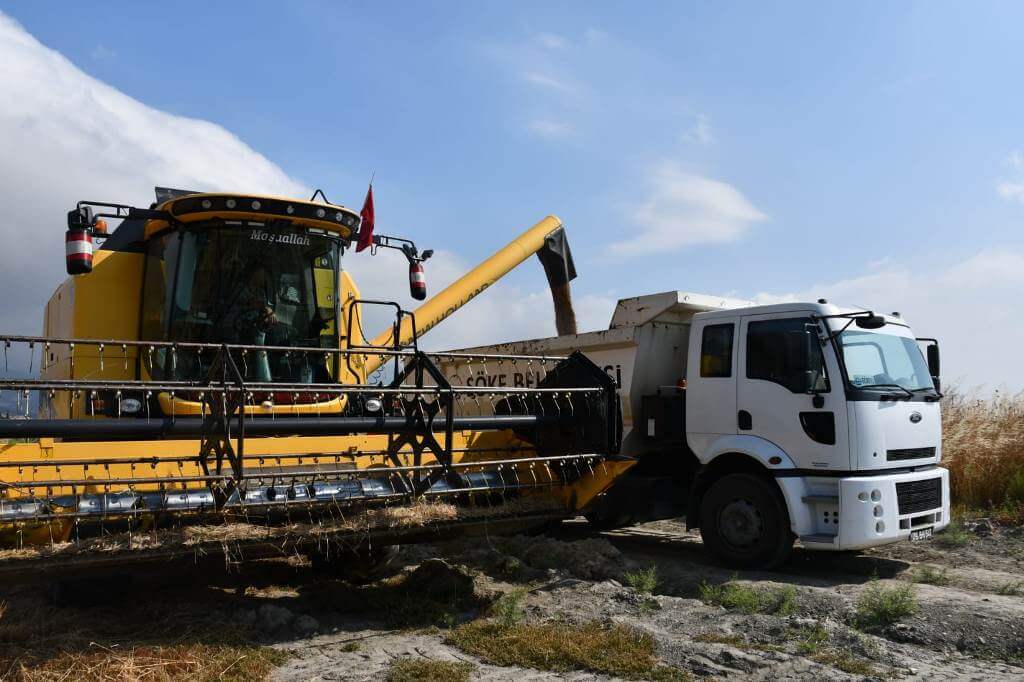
[0,12,605,357]
[753,249,1024,392]
[680,114,714,145]
[527,119,575,139]
[996,151,1024,203]
[521,71,575,94]
[0,12,307,334]
[536,33,568,50]
[608,161,766,257]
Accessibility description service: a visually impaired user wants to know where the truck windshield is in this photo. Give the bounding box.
[837,330,934,392]
[142,224,340,383]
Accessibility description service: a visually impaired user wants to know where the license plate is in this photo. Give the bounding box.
[909,527,933,542]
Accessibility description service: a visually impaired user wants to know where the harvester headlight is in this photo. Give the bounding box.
[365,398,383,413]
[316,208,326,218]
[335,212,344,222]
[201,199,212,209]
[286,205,295,214]
[251,200,262,210]
[120,398,143,415]
[225,199,237,209]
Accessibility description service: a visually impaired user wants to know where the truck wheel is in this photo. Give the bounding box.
[699,473,793,570]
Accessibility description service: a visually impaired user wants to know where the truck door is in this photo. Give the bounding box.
[737,313,850,470]
[686,320,738,457]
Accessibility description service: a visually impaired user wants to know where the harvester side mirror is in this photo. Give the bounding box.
[67,206,93,231]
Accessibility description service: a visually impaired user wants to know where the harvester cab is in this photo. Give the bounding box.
[0,187,629,571]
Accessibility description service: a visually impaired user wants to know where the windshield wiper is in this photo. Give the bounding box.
[857,383,914,400]
[912,386,944,401]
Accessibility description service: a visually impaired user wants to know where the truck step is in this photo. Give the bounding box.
[801,495,839,505]
[799,534,837,545]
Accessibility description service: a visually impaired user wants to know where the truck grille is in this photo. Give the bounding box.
[887,447,936,462]
[896,478,942,515]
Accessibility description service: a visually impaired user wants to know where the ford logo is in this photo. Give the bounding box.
[909,411,923,424]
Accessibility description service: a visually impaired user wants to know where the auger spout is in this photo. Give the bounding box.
[364,216,577,375]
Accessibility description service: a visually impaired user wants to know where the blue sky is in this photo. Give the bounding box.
[1,2,1023,390]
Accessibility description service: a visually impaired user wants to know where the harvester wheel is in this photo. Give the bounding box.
[308,543,399,584]
[699,473,793,570]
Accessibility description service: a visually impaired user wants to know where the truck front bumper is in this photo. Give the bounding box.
[778,466,950,551]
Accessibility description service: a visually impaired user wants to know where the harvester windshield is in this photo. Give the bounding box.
[141,223,340,383]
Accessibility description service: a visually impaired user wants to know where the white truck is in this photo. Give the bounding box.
[441,291,949,568]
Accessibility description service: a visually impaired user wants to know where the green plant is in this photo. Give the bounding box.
[854,581,918,629]
[996,581,1024,596]
[490,589,526,627]
[934,518,971,548]
[386,658,475,682]
[911,565,951,586]
[792,624,829,655]
[637,596,662,616]
[624,565,659,594]
[500,556,524,578]
[698,578,797,616]
[340,641,362,652]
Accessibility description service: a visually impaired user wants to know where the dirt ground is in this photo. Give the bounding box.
[1,517,1022,680]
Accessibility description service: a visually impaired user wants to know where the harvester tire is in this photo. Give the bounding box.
[699,473,793,570]
[309,543,399,584]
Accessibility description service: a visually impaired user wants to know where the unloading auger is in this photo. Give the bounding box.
[0,188,630,567]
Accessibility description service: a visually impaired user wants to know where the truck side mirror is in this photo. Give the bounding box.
[926,343,940,391]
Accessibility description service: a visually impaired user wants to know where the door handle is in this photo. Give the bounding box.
[738,410,752,430]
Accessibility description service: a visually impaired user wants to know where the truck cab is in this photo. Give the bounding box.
[686,301,948,566]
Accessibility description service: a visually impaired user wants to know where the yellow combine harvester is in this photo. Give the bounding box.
[0,187,629,572]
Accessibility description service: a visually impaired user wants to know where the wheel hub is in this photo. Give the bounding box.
[718,498,764,549]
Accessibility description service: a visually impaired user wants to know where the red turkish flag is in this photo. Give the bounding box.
[356,185,374,252]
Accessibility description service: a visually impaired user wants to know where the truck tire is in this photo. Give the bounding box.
[699,473,793,570]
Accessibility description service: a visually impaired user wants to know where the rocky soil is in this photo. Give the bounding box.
[1,517,1021,680]
[262,518,1024,680]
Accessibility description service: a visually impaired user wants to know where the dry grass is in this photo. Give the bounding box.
[697,578,797,616]
[446,620,688,680]
[0,591,289,682]
[385,658,475,682]
[942,388,1024,521]
[6,643,288,681]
